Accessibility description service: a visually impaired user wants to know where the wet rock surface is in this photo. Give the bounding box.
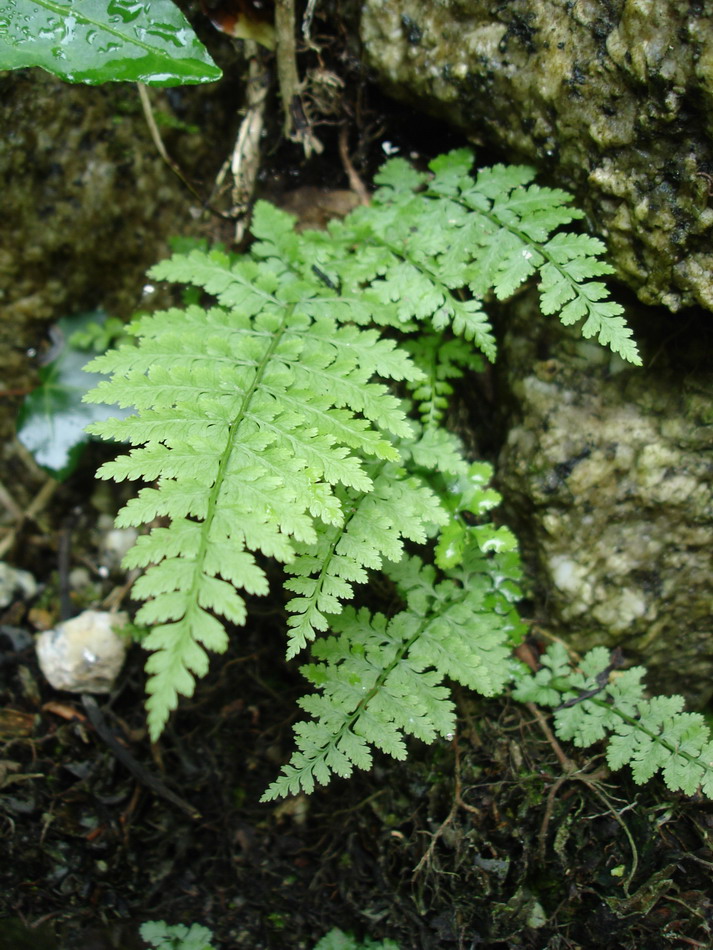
[359,0,713,313]
[497,293,713,705]
[0,68,233,450]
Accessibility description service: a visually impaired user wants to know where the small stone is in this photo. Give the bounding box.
[0,563,38,609]
[35,610,128,694]
[99,526,138,570]
[96,514,138,570]
[68,567,92,591]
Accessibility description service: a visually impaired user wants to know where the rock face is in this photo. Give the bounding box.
[2,72,197,328]
[497,295,713,705]
[359,0,713,313]
[0,69,230,448]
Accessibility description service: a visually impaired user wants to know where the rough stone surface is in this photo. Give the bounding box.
[359,0,713,313]
[36,610,129,694]
[0,68,233,454]
[497,294,713,705]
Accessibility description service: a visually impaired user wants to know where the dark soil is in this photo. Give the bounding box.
[1,457,712,950]
[2,539,713,950]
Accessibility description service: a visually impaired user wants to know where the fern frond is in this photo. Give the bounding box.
[83,147,639,763]
[293,149,638,364]
[284,457,448,658]
[425,150,641,364]
[404,334,484,429]
[84,255,420,739]
[264,533,525,800]
[513,643,713,797]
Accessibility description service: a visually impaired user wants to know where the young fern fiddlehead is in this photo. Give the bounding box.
[85,148,644,796]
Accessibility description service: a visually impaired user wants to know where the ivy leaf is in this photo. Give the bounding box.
[17,311,129,480]
[0,0,221,86]
[434,521,466,570]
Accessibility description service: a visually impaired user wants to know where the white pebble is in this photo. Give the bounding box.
[36,610,128,694]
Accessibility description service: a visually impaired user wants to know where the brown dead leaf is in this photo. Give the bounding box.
[0,706,37,738]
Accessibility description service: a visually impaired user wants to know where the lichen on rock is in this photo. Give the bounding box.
[497,292,713,706]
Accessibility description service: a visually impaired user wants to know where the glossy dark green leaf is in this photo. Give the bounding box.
[0,0,222,86]
[17,312,129,480]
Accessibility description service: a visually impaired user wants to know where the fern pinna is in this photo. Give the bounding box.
[513,643,713,797]
[85,149,642,797]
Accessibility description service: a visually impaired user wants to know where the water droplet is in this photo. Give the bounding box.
[146,23,183,47]
[107,0,144,23]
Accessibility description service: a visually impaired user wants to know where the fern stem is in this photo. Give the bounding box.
[185,303,295,609]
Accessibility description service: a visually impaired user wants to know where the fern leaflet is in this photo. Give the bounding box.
[264,514,526,800]
[425,150,641,363]
[513,643,713,797]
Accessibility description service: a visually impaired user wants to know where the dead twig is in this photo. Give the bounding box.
[0,479,24,521]
[338,125,370,206]
[525,700,574,771]
[100,570,140,611]
[527,700,639,893]
[214,44,271,243]
[81,694,201,821]
[137,83,234,221]
[275,0,322,156]
[412,734,480,877]
[0,476,58,559]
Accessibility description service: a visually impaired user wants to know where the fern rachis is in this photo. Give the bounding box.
[86,258,423,737]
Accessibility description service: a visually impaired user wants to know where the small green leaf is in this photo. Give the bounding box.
[313,928,401,950]
[17,311,129,480]
[139,920,216,950]
[434,521,466,570]
[0,0,222,86]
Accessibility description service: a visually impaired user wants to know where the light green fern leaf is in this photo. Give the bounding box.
[425,151,641,365]
[284,460,448,658]
[513,643,713,798]
[84,254,420,738]
[262,606,456,799]
[264,533,525,800]
[83,147,640,768]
